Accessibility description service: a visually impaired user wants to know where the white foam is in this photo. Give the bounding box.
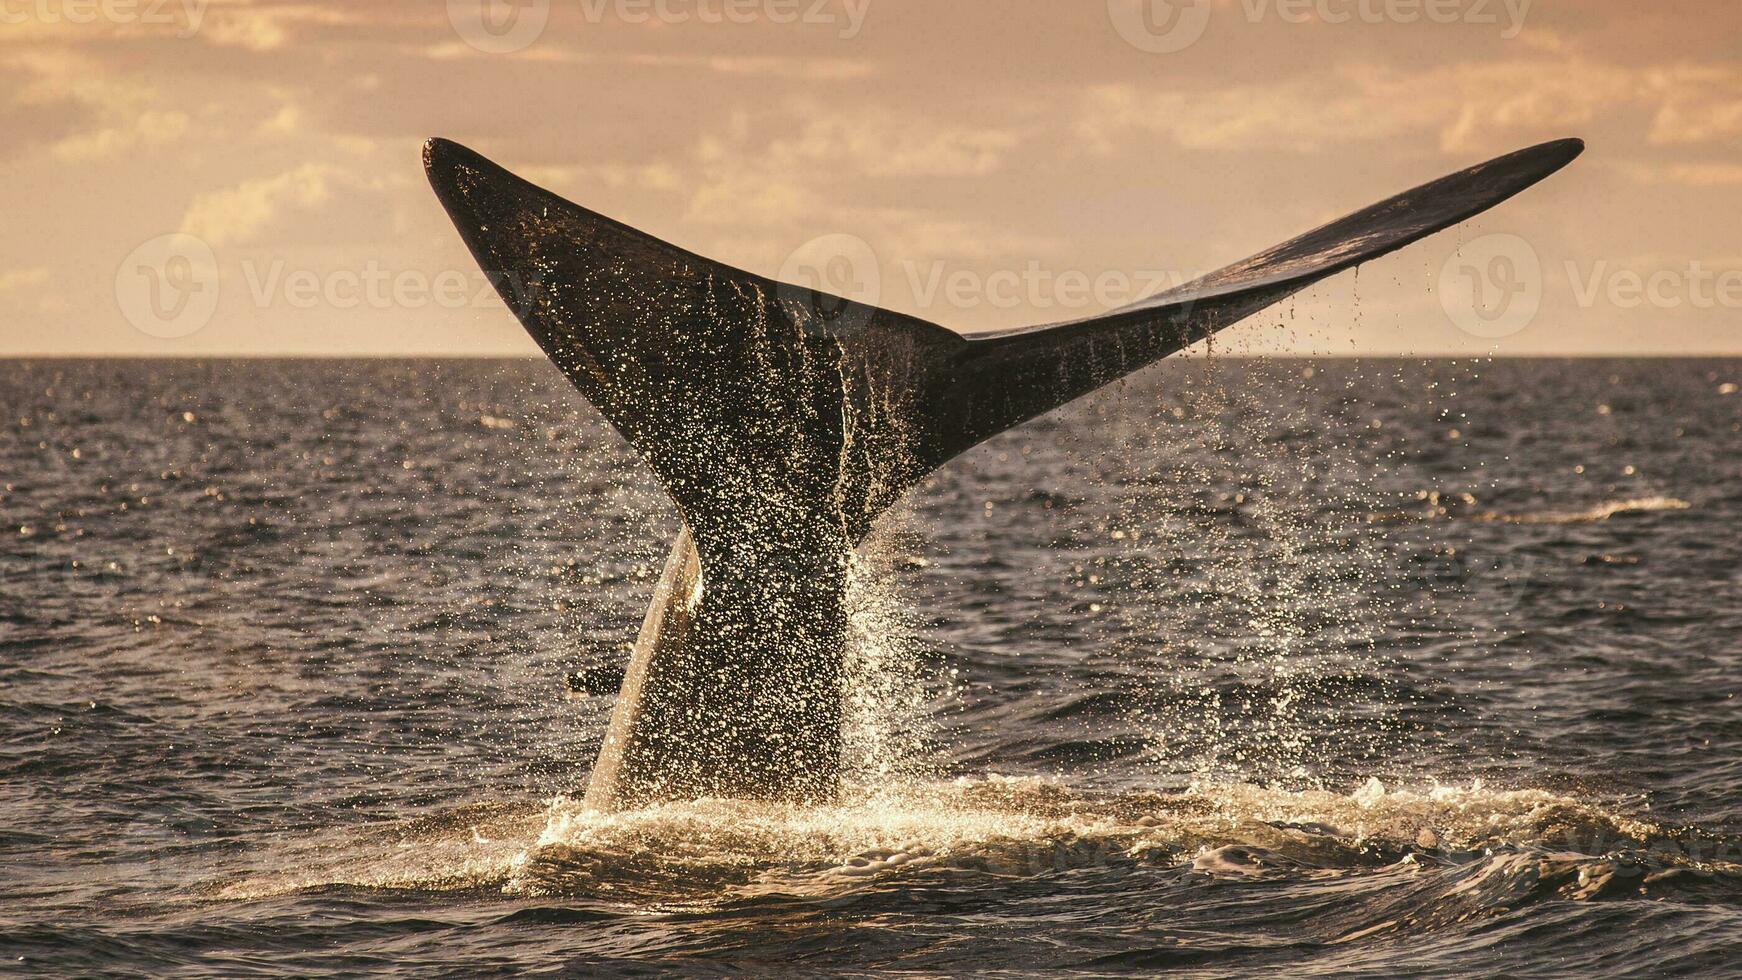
[210,775,1664,903]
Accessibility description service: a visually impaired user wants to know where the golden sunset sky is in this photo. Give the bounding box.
[3,0,1739,355]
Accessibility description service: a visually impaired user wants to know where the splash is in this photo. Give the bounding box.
[211,775,1737,916]
[839,547,938,788]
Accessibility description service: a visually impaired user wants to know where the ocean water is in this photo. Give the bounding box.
[2,356,1739,977]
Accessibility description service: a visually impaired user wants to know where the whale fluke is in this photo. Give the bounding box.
[425,136,1582,808]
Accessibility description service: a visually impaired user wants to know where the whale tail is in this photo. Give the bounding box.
[424,136,1582,805]
[425,136,1581,550]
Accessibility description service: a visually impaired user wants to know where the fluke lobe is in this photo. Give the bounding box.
[424,135,1582,809]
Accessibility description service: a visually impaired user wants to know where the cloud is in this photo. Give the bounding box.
[1076,79,1395,155]
[416,42,876,81]
[696,56,874,81]
[789,117,1021,179]
[0,0,365,50]
[0,81,89,159]
[683,106,1025,227]
[1645,67,1742,145]
[1076,58,1639,156]
[53,109,191,162]
[180,164,347,247]
[657,105,1062,290]
[0,267,50,292]
[5,49,189,162]
[197,2,362,51]
[1072,56,1738,159]
[523,161,685,193]
[256,100,304,137]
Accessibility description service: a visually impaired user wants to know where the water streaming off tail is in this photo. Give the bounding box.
[839,544,941,789]
[1002,346,1418,789]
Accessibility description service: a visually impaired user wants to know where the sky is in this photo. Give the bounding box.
[2,0,1740,356]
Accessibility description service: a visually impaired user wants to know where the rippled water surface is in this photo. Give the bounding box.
[3,357,1739,977]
